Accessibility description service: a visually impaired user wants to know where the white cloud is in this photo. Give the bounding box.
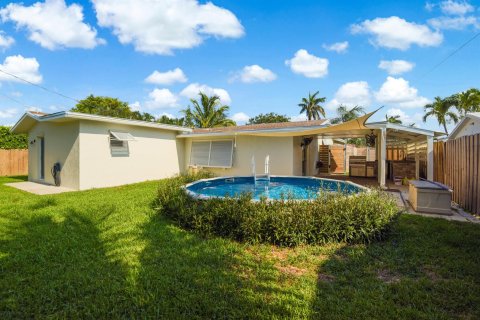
[231,112,249,123]
[180,83,231,104]
[375,77,430,108]
[386,108,423,126]
[27,106,42,112]
[0,0,104,50]
[351,16,443,50]
[145,68,188,85]
[425,2,436,11]
[0,31,14,49]
[129,101,141,111]
[0,108,17,118]
[232,65,277,83]
[92,0,244,55]
[428,15,479,30]
[439,0,474,15]
[327,81,371,110]
[0,55,42,84]
[290,114,308,122]
[378,60,415,75]
[145,88,178,109]
[322,41,349,53]
[285,49,329,78]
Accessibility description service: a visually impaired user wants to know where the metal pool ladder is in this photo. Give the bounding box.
[252,155,270,186]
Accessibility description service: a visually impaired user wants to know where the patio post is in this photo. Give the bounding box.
[378,128,387,187]
[427,135,434,180]
[415,142,420,179]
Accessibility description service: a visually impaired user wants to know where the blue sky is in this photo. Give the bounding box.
[0,0,479,132]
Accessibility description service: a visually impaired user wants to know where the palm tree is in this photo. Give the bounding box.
[423,96,459,134]
[298,91,326,120]
[455,88,480,117]
[181,92,236,128]
[330,105,366,124]
[385,114,402,124]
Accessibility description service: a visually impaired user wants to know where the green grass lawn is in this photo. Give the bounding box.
[0,176,479,319]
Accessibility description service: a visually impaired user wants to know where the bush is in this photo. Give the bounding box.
[0,126,28,149]
[156,173,400,246]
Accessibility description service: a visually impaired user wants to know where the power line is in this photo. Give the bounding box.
[420,31,480,78]
[0,91,31,109]
[0,68,79,103]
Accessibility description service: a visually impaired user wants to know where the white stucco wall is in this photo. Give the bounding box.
[452,118,480,139]
[183,135,318,177]
[28,121,80,189]
[184,135,297,176]
[78,120,185,190]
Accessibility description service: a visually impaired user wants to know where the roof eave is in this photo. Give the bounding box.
[10,112,39,134]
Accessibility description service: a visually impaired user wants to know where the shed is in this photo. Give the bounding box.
[11,111,190,190]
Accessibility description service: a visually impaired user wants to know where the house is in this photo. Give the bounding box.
[178,119,329,177]
[11,111,190,190]
[448,112,480,140]
[11,110,444,191]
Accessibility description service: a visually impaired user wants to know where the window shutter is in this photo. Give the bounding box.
[189,140,234,168]
[190,141,210,166]
[209,140,233,167]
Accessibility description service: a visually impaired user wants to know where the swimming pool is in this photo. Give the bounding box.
[184,176,367,201]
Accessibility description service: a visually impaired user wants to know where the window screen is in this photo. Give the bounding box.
[190,140,233,168]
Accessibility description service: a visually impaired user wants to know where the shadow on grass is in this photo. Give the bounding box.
[131,213,293,318]
[5,175,28,182]
[0,209,129,318]
[311,215,480,319]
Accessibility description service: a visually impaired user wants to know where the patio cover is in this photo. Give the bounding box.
[238,110,377,137]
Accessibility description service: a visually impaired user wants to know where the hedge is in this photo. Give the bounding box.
[156,173,400,246]
[0,126,28,149]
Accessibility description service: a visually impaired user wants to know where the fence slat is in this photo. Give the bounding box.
[0,149,28,176]
[434,134,480,215]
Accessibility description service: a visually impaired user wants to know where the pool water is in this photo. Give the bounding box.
[185,176,365,200]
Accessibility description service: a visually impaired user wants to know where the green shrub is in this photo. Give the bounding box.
[156,173,400,246]
[0,126,28,149]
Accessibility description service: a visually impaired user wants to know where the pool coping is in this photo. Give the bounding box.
[183,175,370,201]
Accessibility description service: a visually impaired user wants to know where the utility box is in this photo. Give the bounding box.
[408,180,452,215]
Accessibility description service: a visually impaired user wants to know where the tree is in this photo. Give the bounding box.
[0,126,28,149]
[385,114,402,124]
[298,91,326,120]
[72,94,154,121]
[156,115,186,126]
[330,105,366,124]
[247,112,290,124]
[454,88,480,117]
[182,92,236,128]
[423,96,459,134]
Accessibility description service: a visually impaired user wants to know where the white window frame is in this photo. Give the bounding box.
[189,140,234,168]
[109,131,133,157]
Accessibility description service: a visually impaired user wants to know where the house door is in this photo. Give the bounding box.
[39,137,45,180]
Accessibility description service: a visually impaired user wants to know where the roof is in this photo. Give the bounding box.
[178,119,329,138]
[448,112,480,140]
[179,110,444,141]
[10,111,192,134]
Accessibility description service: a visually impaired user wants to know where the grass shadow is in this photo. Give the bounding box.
[131,212,298,318]
[0,209,129,318]
[310,215,480,319]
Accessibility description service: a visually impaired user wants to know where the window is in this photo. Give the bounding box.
[109,131,134,156]
[190,140,233,168]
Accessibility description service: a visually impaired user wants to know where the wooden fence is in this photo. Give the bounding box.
[434,134,480,215]
[0,149,28,176]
